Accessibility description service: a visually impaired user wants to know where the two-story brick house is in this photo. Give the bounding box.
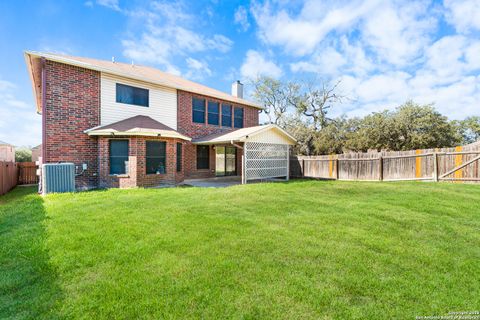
[24,51,295,189]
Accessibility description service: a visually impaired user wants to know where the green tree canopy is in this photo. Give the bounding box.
[453,116,480,144]
[15,148,32,162]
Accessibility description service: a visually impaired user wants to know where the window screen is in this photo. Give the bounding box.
[234,107,244,128]
[146,141,166,174]
[222,104,232,127]
[116,83,149,107]
[196,145,209,170]
[109,140,129,175]
[208,101,219,125]
[192,97,206,123]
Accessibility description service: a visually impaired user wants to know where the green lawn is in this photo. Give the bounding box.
[1,181,479,319]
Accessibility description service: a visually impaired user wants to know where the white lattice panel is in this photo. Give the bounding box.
[244,142,289,181]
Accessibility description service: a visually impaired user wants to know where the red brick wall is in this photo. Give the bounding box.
[177,90,259,138]
[177,90,259,179]
[44,61,100,189]
[99,136,183,188]
[43,61,259,188]
[136,137,183,187]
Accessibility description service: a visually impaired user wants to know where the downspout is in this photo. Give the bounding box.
[230,140,243,149]
[41,57,47,161]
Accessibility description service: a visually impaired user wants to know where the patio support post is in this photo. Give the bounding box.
[242,143,247,184]
[286,145,290,181]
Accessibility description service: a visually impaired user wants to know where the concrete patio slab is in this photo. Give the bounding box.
[182,176,242,188]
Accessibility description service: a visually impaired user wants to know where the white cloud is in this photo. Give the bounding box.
[96,0,120,11]
[251,0,382,56]
[234,6,250,31]
[411,76,480,119]
[465,42,480,70]
[361,1,437,66]
[356,72,411,102]
[240,50,283,79]
[290,47,346,75]
[290,37,375,77]
[416,36,480,86]
[121,1,232,77]
[206,35,234,53]
[335,68,480,121]
[0,78,41,146]
[185,58,212,80]
[0,79,15,91]
[248,0,480,120]
[251,1,436,66]
[444,0,480,33]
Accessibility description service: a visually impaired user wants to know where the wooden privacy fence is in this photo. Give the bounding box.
[18,162,38,185]
[290,142,480,182]
[0,161,18,195]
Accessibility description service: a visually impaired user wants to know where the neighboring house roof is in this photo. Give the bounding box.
[0,140,12,146]
[192,124,297,145]
[24,51,262,114]
[85,115,191,141]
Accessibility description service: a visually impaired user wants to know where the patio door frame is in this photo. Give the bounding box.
[215,145,237,177]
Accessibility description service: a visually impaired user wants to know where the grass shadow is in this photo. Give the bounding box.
[0,187,64,319]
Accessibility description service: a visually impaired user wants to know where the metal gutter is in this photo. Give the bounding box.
[41,57,46,161]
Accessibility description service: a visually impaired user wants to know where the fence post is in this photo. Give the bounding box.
[302,159,305,177]
[433,153,438,182]
[335,158,339,180]
[379,156,383,181]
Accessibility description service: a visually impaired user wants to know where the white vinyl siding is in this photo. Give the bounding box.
[101,73,177,129]
[248,128,293,144]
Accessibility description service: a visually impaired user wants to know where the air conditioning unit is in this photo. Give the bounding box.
[42,163,75,195]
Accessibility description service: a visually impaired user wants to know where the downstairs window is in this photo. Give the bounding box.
[146,141,166,174]
[109,140,129,175]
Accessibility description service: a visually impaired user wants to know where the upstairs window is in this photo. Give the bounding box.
[208,101,219,125]
[222,104,232,127]
[192,97,206,123]
[109,140,129,175]
[196,145,209,170]
[116,83,149,107]
[176,143,182,172]
[146,141,166,174]
[234,107,244,128]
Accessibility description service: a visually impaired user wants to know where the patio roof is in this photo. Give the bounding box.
[192,124,296,145]
[85,115,191,141]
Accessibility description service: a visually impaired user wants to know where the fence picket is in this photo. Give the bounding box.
[0,161,18,195]
[18,162,38,185]
[290,142,480,183]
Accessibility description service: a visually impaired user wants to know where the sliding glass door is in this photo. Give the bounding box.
[216,146,236,176]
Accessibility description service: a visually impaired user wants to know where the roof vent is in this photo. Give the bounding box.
[232,80,243,99]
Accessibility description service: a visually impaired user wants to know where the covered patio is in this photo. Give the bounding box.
[192,124,296,184]
[183,176,242,188]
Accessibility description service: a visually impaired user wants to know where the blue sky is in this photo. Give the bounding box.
[0,0,479,146]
